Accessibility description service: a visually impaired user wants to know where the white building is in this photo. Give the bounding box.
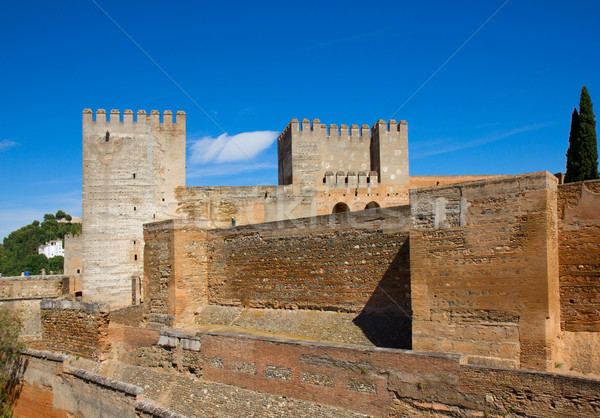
[38,240,64,258]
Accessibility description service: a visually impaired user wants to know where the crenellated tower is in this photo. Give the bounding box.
[277,118,408,189]
[81,108,185,309]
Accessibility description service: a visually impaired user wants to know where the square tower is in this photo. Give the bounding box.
[81,109,185,308]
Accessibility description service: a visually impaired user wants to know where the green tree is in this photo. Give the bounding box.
[0,211,81,276]
[565,86,599,182]
[0,307,22,417]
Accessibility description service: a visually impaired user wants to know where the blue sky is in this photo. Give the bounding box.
[1,1,599,239]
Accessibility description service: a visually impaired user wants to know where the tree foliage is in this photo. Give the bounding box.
[0,307,22,417]
[0,210,81,276]
[565,86,599,182]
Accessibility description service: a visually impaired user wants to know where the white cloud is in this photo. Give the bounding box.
[189,131,277,164]
[0,139,19,152]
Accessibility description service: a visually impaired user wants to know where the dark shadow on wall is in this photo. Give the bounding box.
[353,239,412,349]
[4,356,26,414]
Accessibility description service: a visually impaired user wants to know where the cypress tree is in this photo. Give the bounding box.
[565,108,580,183]
[565,86,599,182]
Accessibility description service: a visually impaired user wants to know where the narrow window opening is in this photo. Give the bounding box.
[133,240,136,245]
[105,131,110,142]
[133,206,136,211]
[134,254,138,261]
[162,198,165,201]
[76,269,81,274]
[133,173,136,179]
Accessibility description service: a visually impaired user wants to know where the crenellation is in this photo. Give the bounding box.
[163,110,173,125]
[328,123,338,136]
[96,108,107,123]
[123,109,134,124]
[110,109,121,123]
[301,118,310,131]
[149,109,160,126]
[361,124,369,136]
[340,123,349,136]
[350,124,360,137]
[311,118,323,132]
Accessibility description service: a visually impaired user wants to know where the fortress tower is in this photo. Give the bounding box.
[81,109,185,308]
[277,118,408,188]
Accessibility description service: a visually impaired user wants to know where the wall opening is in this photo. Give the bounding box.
[365,201,380,209]
[332,202,350,214]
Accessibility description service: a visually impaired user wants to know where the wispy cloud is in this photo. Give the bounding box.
[307,29,386,49]
[187,162,277,179]
[411,123,553,159]
[189,131,277,164]
[0,139,19,152]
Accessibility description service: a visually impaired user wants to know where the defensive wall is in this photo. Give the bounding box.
[10,349,184,418]
[142,172,600,374]
[13,324,600,417]
[0,274,71,338]
[80,110,495,309]
[143,206,412,348]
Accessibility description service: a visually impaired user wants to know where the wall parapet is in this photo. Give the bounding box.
[82,108,185,130]
[40,298,109,312]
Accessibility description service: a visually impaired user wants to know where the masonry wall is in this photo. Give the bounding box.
[206,207,410,314]
[410,172,560,371]
[40,300,110,360]
[143,220,210,327]
[144,207,411,335]
[82,109,185,309]
[0,275,67,338]
[11,349,183,418]
[557,179,600,331]
[144,328,600,417]
[176,183,411,229]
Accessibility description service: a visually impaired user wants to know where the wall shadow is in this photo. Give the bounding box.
[353,239,412,349]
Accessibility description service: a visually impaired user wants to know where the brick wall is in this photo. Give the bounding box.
[410,172,560,371]
[557,179,600,331]
[40,300,110,360]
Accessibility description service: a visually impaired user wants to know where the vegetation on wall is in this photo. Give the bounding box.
[0,210,81,276]
[0,307,22,417]
[565,86,599,183]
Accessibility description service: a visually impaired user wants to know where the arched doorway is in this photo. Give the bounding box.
[365,201,380,210]
[332,202,350,214]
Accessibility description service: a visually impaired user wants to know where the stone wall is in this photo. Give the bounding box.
[11,349,183,418]
[410,172,560,371]
[0,275,67,338]
[40,300,110,360]
[141,328,600,417]
[143,207,412,341]
[557,179,600,331]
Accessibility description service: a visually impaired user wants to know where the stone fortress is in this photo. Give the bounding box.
[2,108,600,417]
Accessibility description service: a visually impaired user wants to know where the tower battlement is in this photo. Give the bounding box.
[82,109,185,133]
[278,118,408,186]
